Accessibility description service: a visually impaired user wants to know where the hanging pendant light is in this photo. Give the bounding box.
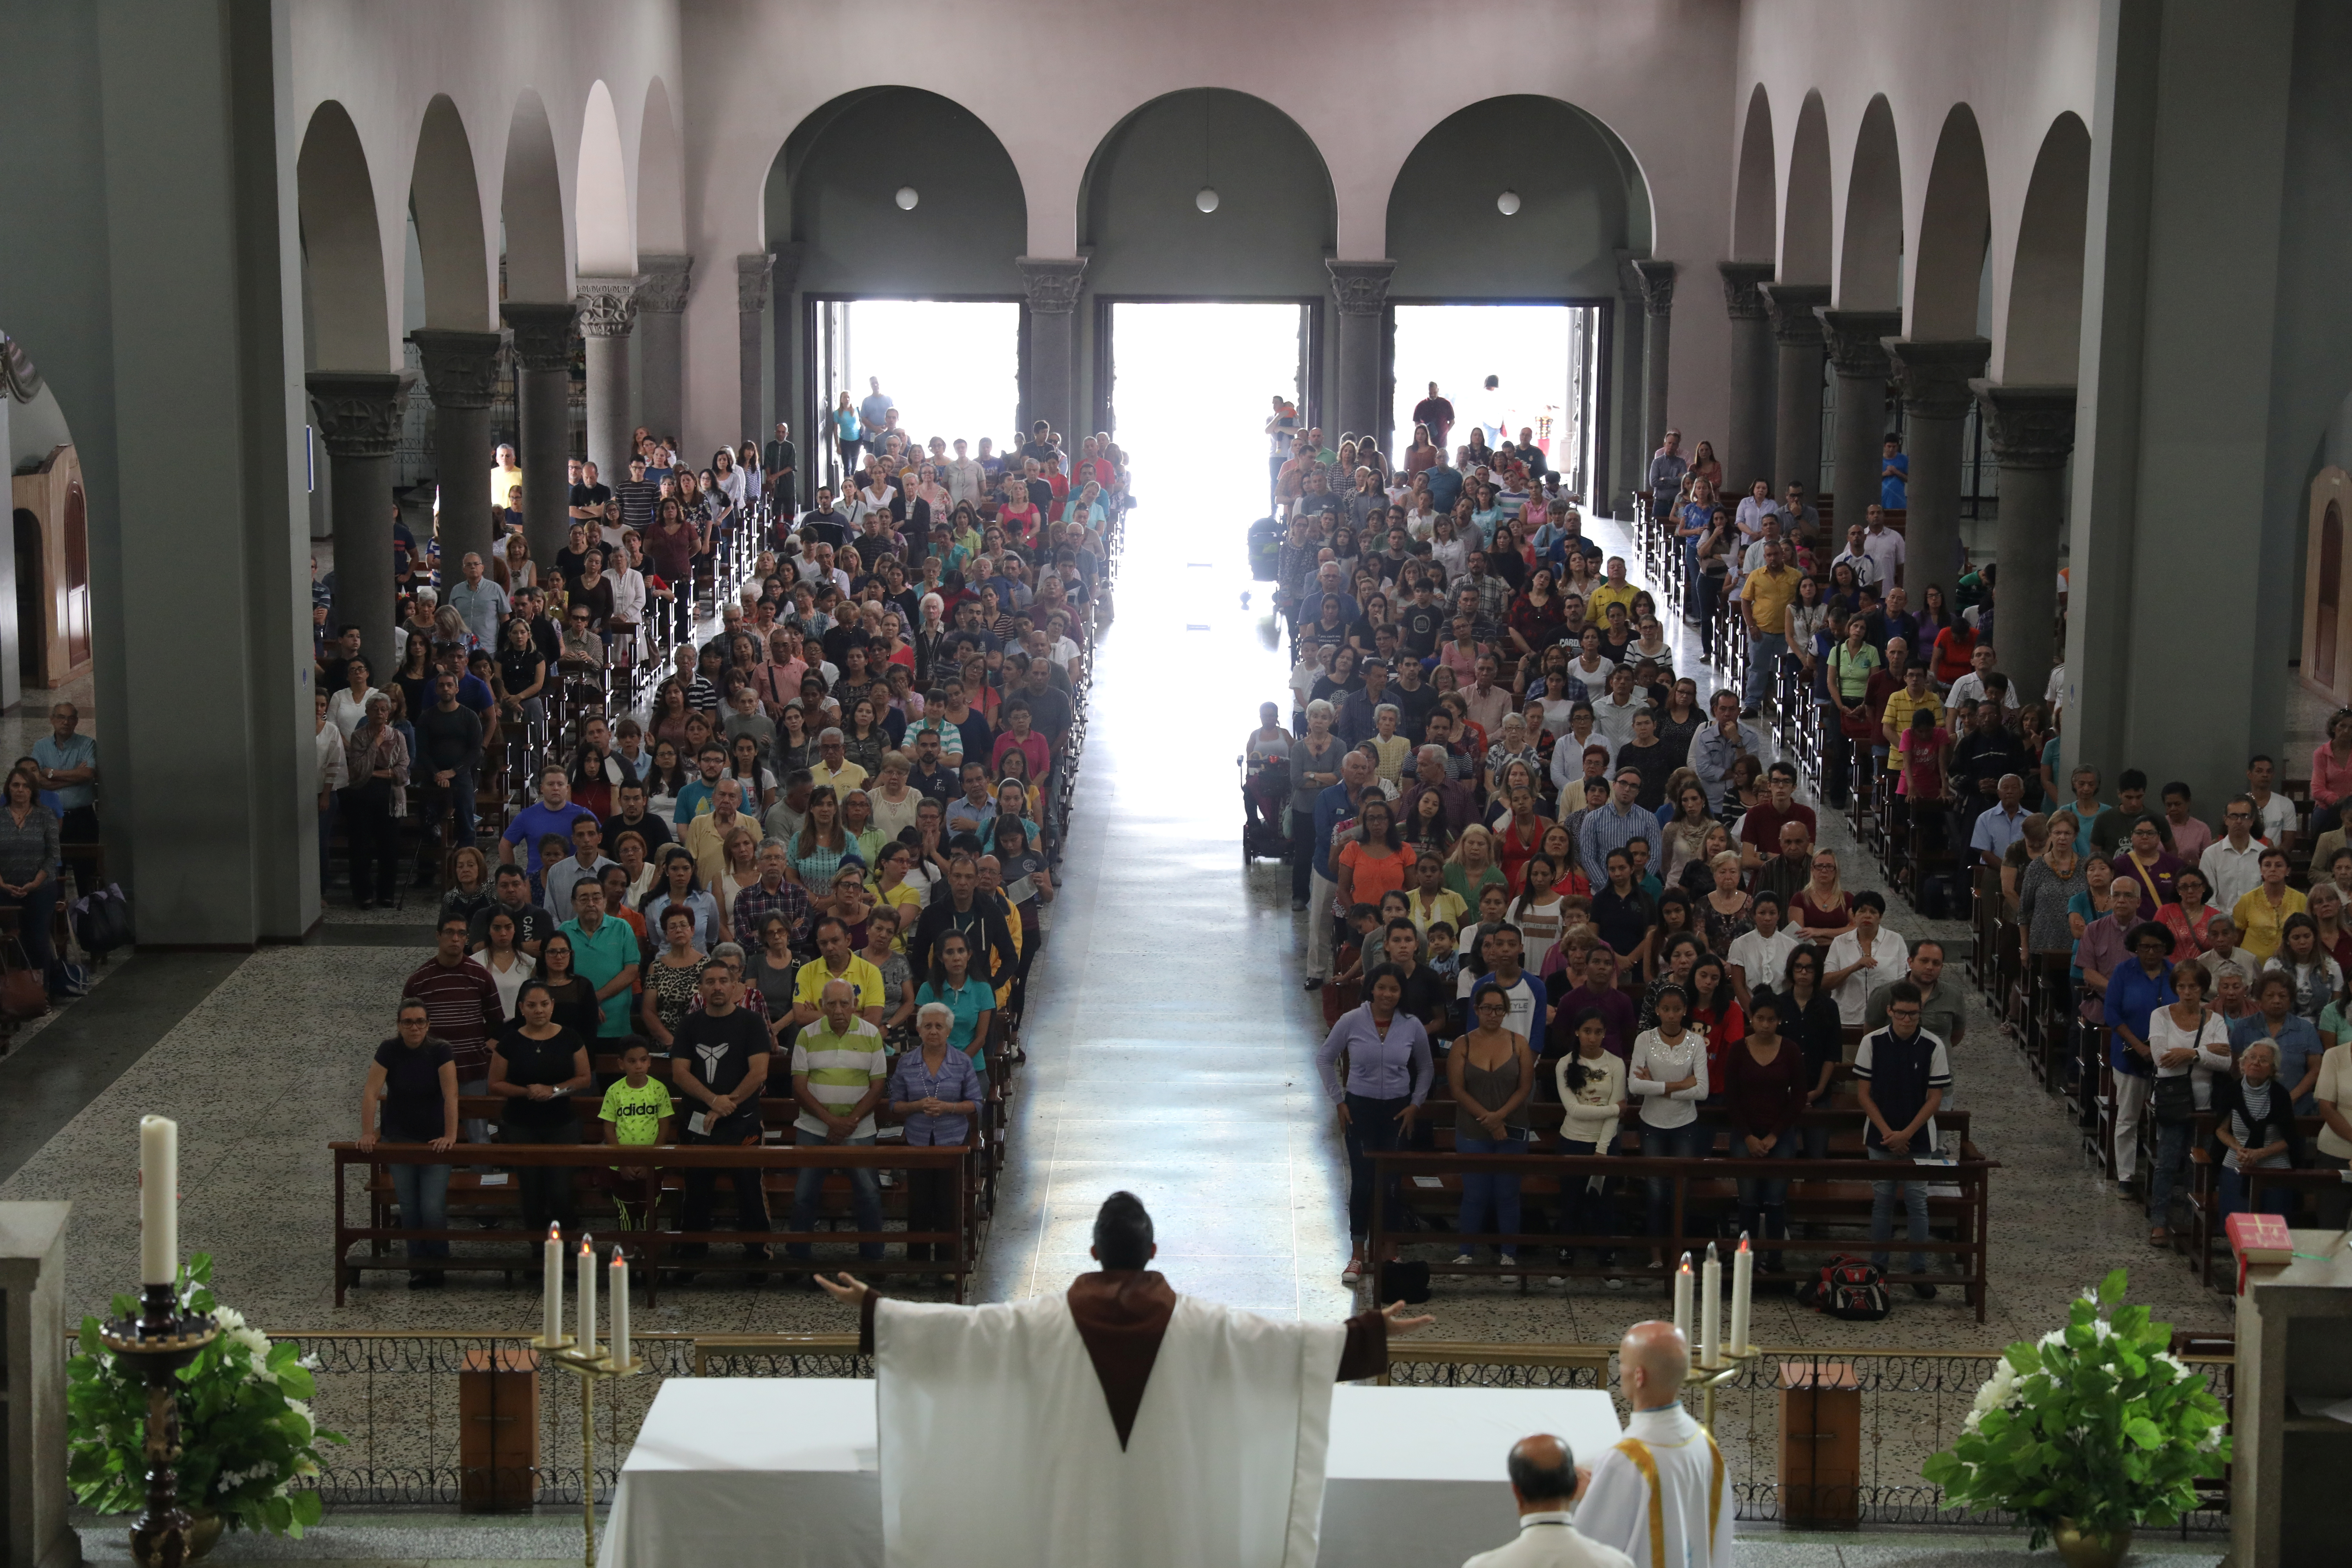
[1194,88,1218,214]
[894,186,919,211]
[1497,190,1522,216]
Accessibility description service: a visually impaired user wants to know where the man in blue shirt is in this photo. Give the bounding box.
[858,378,892,448]
[501,765,597,876]
[1578,769,1661,883]
[1308,751,1375,986]
[1879,435,1909,510]
[2103,921,2176,1197]
[32,702,99,895]
[443,552,511,649]
[1426,457,1465,515]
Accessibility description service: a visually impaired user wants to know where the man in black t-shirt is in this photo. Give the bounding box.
[568,457,612,523]
[468,864,553,955]
[671,961,773,1277]
[603,780,674,857]
[615,457,660,534]
[1397,581,1445,661]
[800,489,850,551]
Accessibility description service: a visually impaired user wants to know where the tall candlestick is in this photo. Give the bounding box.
[1701,1242,1723,1370]
[578,1237,597,1354]
[1730,1233,1754,1356]
[543,1224,564,1343]
[609,1248,631,1370]
[139,1116,178,1286]
[1672,1252,1693,1339]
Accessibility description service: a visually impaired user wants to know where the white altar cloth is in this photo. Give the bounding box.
[598,1379,1622,1568]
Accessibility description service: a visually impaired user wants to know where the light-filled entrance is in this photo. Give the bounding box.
[1390,303,1602,503]
[811,299,1021,489]
[1102,301,1312,516]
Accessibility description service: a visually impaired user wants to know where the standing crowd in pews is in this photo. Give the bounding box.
[1284,411,2350,1298]
[350,406,1117,1287]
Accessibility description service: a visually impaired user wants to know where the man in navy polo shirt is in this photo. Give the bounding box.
[1852,981,1952,1298]
[500,765,598,876]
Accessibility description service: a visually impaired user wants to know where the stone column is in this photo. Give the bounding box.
[635,255,692,448]
[1816,309,1902,531]
[1718,262,1776,496]
[578,275,638,478]
[502,301,578,571]
[1632,260,1677,471]
[1972,381,2077,714]
[1326,259,1396,448]
[1760,283,1830,499]
[736,252,771,443]
[1017,257,1088,441]
[306,371,404,678]
[1884,337,1990,599]
[410,329,502,572]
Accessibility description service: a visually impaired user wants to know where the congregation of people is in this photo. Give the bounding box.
[1277,397,2352,1292]
[351,387,1114,1286]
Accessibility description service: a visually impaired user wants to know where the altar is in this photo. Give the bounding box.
[596,1378,1625,1568]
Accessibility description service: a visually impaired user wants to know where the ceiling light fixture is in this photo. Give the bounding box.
[894,186,919,211]
[1497,190,1522,216]
[1195,89,1218,214]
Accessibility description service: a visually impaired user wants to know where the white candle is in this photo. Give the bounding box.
[542,1224,564,1343]
[139,1116,178,1286]
[1672,1253,1693,1339]
[609,1248,631,1371]
[1701,1243,1722,1369]
[578,1237,597,1354]
[1731,1233,1754,1356]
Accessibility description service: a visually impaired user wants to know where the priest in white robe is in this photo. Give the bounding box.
[1572,1322,1735,1568]
[816,1190,1431,1568]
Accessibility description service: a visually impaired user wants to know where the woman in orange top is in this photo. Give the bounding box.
[1335,796,1412,913]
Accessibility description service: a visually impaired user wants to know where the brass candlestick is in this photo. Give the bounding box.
[99,1283,220,1568]
[1683,1345,1759,1432]
[539,1332,644,1568]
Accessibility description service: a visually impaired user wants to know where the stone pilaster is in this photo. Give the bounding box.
[1760,283,1830,499]
[500,301,579,569]
[1816,309,1902,527]
[306,371,405,679]
[1017,256,1088,442]
[577,276,639,484]
[410,329,502,572]
[1884,336,1991,601]
[635,254,692,447]
[1326,259,1395,448]
[1631,260,1677,470]
[1718,261,1776,496]
[1973,380,2079,710]
[736,252,771,445]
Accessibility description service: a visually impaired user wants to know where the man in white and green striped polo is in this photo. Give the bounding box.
[788,978,890,1272]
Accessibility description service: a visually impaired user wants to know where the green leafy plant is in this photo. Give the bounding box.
[1921,1268,2229,1548]
[65,1254,345,1538]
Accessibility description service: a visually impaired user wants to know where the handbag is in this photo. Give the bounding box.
[1,937,48,1021]
[2151,1008,2208,1126]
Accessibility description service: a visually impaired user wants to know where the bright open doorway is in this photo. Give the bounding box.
[1390,303,1602,503]
[1102,301,1310,515]
[812,299,1021,489]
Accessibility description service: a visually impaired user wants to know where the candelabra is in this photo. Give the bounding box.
[534,1329,643,1568]
[1684,1346,1760,1432]
[99,1283,220,1568]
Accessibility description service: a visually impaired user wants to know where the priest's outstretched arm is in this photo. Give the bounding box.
[818,1272,1433,1379]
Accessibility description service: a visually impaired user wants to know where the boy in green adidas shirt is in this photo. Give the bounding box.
[599,1041,675,1212]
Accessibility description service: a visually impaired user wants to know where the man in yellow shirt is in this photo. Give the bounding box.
[490,444,524,510]
[788,915,886,1030]
[682,777,756,887]
[1737,539,1802,717]
[1878,662,1945,773]
[1588,555,1642,624]
[808,727,870,796]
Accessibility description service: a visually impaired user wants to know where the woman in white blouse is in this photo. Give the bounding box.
[1554,1008,1628,1282]
[1825,892,1908,1026]
[475,907,537,1021]
[327,656,379,740]
[851,470,897,525]
[1628,984,1709,1268]
[2144,959,2234,1245]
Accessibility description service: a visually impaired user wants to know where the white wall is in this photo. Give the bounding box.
[1735,0,2101,379]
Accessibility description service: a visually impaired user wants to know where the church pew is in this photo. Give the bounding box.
[332,1131,974,1307]
[1364,1145,1996,1320]
[2180,1110,2330,1285]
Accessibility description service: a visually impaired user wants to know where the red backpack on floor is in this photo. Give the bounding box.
[1802,1254,1891,1320]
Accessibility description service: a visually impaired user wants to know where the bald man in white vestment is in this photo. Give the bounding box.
[817,1190,1431,1568]
[1569,1322,1735,1568]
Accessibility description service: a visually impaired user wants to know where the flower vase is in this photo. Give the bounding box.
[2051,1519,2130,1568]
[132,1509,223,1566]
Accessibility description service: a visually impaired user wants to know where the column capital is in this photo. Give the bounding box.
[1759,282,1830,347]
[577,276,639,337]
[1326,259,1397,317]
[501,301,578,371]
[304,371,405,458]
[1632,258,1678,318]
[1718,261,1774,321]
[408,329,502,410]
[770,241,807,299]
[736,253,771,313]
[1816,309,1904,376]
[1884,336,1990,419]
[1970,380,2079,470]
[1015,255,1088,314]
[636,254,693,315]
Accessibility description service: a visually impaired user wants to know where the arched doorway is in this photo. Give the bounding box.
[12,509,41,690]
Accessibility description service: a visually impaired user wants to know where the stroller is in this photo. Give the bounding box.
[1240,750,1292,864]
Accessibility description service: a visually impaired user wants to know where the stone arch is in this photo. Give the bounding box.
[501,89,569,301]
[766,86,1028,291]
[1910,103,1991,339]
[407,94,491,331]
[1077,88,1335,293]
[296,100,393,370]
[576,79,635,276]
[1780,91,1833,285]
[1382,94,1653,298]
[1731,84,1776,263]
[2001,112,2092,383]
[637,76,685,256]
[1838,95,1904,310]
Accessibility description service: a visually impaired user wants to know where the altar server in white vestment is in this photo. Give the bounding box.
[1572,1322,1734,1568]
[1461,1434,1635,1568]
[817,1191,1432,1568]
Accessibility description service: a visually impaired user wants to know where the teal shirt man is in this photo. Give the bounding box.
[560,907,639,1036]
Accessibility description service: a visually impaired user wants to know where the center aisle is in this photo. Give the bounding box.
[973,479,1357,1321]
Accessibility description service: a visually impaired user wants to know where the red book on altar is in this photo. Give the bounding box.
[2227,1212,2294,1292]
